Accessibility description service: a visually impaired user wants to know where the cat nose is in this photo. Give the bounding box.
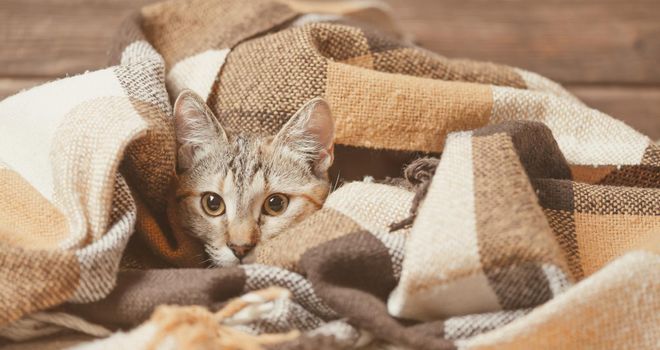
[227,243,256,259]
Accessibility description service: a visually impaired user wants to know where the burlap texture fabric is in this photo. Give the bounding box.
[0,0,658,349]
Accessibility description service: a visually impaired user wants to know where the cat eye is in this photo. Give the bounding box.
[263,194,289,216]
[201,192,225,216]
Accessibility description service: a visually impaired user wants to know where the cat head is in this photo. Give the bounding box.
[171,90,335,267]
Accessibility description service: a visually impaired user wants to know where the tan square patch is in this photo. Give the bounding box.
[574,212,659,276]
[326,61,492,152]
[254,208,361,272]
[0,169,69,250]
[570,165,616,184]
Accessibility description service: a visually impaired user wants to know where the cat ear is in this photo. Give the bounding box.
[273,98,335,176]
[173,89,228,172]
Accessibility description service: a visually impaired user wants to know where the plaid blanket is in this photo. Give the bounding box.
[1,0,658,349]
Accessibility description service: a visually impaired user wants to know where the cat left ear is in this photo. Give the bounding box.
[173,89,228,172]
[273,98,335,176]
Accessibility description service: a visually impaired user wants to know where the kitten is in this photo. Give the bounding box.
[170,90,335,267]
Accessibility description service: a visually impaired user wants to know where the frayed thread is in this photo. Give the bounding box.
[388,157,440,232]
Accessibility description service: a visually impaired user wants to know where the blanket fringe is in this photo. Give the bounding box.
[144,287,300,350]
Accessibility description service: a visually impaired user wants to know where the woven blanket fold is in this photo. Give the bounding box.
[1,0,658,349]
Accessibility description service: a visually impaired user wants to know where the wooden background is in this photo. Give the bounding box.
[0,0,658,138]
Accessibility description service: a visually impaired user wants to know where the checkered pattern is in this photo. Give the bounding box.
[1,0,658,349]
[241,264,337,320]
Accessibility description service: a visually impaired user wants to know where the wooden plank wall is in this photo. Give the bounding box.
[0,0,658,138]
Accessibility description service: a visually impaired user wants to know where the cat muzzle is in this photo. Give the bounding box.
[227,243,256,259]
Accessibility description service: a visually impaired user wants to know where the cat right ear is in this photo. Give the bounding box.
[173,89,228,172]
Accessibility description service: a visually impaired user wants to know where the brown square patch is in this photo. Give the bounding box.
[598,165,660,189]
[573,182,660,216]
[543,208,583,279]
[0,243,80,326]
[141,0,297,68]
[485,263,553,310]
[311,23,371,61]
[472,133,570,307]
[209,26,328,135]
[641,144,660,166]
[372,48,526,88]
[472,134,567,269]
[534,178,574,212]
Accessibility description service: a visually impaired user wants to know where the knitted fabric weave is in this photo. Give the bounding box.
[0,0,658,349]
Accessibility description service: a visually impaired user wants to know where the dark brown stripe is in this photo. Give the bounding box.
[372,48,526,88]
[301,231,455,350]
[472,131,565,310]
[485,263,553,310]
[473,121,571,181]
[534,178,575,212]
[641,144,660,166]
[573,182,660,216]
[543,208,584,279]
[534,179,582,279]
[62,267,246,329]
[598,165,660,189]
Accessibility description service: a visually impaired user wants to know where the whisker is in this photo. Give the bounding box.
[332,170,341,192]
